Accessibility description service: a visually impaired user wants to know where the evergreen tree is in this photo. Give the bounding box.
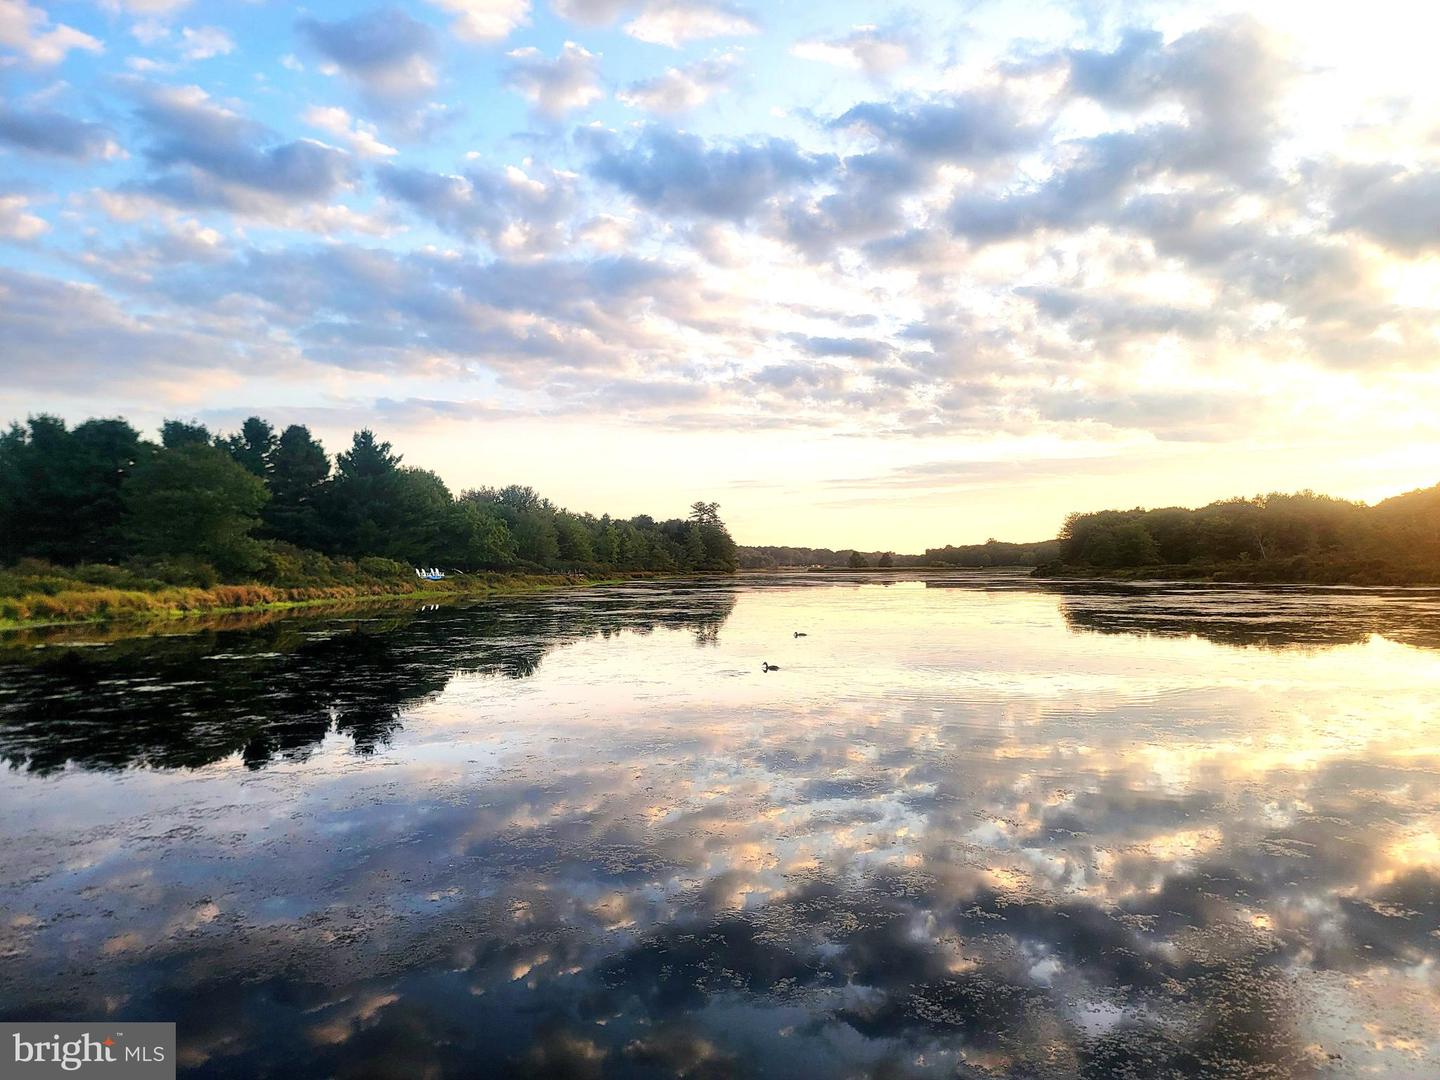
[336,429,401,480]
[1,413,753,580]
[221,417,278,478]
[264,425,330,549]
[160,419,212,449]
[323,430,403,556]
[683,523,706,569]
[0,416,148,564]
[123,443,268,574]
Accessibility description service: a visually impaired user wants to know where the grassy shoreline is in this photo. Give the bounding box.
[0,571,659,632]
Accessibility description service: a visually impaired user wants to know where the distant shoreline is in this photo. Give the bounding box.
[1033,561,1440,587]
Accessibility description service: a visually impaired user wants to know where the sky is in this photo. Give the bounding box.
[1,0,1438,549]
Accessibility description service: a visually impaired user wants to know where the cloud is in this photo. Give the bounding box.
[624,0,758,48]
[301,105,397,158]
[136,243,710,382]
[617,51,739,113]
[376,161,574,252]
[0,266,273,396]
[1063,18,1289,182]
[297,8,438,107]
[426,0,529,41]
[946,131,1158,242]
[503,42,603,119]
[1015,285,1224,343]
[3,8,1435,451]
[1330,166,1440,254]
[785,334,891,360]
[0,192,47,241]
[781,150,931,255]
[832,88,1042,164]
[933,22,1294,250]
[122,80,357,215]
[791,25,912,77]
[1031,386,1260,441]
[773,87,1044,257]
[585,126,835,221]
[177,26,234,61]
[130,19,170,46]
[97,0,191,13]
[550,0,629,25]
[0,104,122,160]
[0,0,103,66]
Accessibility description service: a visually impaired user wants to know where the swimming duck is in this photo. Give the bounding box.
[793,631,807,638]
[762,662,780,672]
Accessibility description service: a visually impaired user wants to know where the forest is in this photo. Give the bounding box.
[0,415,739,588]
[1043,487,1440,583]
[738,538,1059,569]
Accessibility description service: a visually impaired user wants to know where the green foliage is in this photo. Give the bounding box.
[740,540,1059,569]
[555,514,596,565]
[444,501,516,569]
[0,416,148,564]
[123,443,269,576]
[847,550,869,569]
[923,539,1062,567]
[2,413,740,584]
[336,428,400,479]
[1050,488,1440,583]
[264,424,330,550]
[323,433,448,563]
[160,419,212,448]
[220,416,278,478]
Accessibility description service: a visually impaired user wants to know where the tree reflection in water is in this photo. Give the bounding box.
[0,586,738,773]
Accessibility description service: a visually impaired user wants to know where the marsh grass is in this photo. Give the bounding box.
[0,558,645,629]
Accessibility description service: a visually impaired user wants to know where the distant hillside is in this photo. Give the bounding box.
[739,539,1060,570]
[1041,484,1440,584]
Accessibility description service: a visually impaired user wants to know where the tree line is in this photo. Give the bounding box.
[1047,487,1440,583]
[0,415,739,581]
[738,539,1058,569]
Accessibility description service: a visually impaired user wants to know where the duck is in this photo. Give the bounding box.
[762,662,780,672]
[793,631,807,638]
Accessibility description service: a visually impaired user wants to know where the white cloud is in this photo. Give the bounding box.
[624,0,757,48]
[302,105,398,158]
[426,0,530,42]
[551,0,630,25]
[130,19,169,46]
[98,0,191,13]
[0,0,103,66]
[298,9,438,104]
[618,50,739,112]
[178,26,234,61]
[504,42,603,118]
[0,193,47,240]
[791,25,911,77]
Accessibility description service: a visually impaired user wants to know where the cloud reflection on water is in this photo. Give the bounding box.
[0,575,1437,1077]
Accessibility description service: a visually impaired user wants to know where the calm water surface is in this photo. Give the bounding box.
[1,573,1438,1078]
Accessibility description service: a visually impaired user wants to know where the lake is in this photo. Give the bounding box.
[1,573,1438,1078]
